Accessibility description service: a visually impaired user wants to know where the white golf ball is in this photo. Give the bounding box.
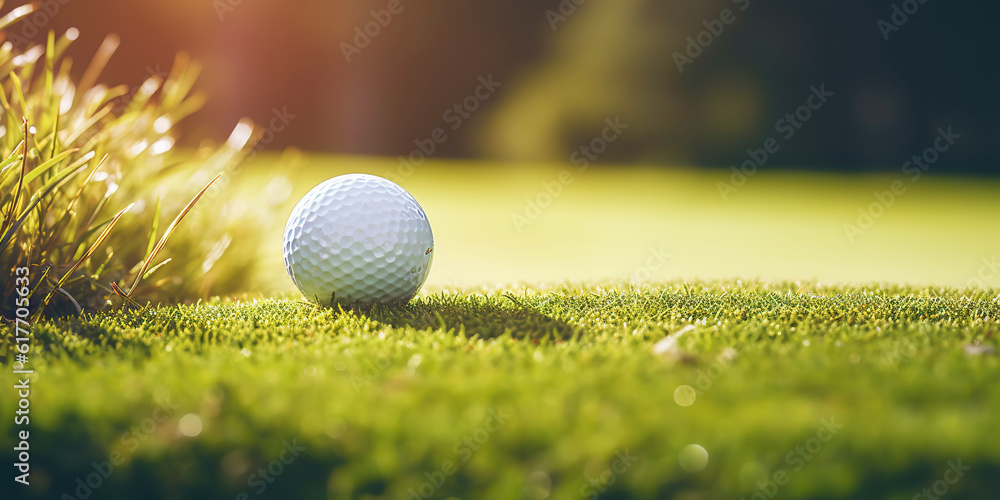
[282,174,434,306]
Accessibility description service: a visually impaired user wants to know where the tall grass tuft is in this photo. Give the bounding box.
[1,4,261,317]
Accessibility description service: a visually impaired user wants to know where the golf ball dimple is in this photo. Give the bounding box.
[282,174,433,305]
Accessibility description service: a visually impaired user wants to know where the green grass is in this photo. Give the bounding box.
[4,8,998,499]
[6,281,1000,499]
[232,155,1000,294]
[1,12,262,318]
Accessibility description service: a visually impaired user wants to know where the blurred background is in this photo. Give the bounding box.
[6,0,996,173]
[6,0,998,294]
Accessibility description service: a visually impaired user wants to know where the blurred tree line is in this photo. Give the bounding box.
[9,0,995,173]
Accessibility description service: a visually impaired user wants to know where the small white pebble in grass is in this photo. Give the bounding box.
[165,345,173,352]
[719,347,738,362]
[240,348,251,357]
[964,345,996,356]
[802,340,810,347]
[179,414,203,437]
[674,385,697,407]
[653,325,696,359]
[404,354,423,376]
[678,444,709,473]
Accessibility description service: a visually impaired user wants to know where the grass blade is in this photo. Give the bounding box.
[61,104,113,146]
[142,258,172,280]
[22,148,78,184]
[0,147,24,180]
[125,172,223,296]
[140,195,161,260]
[111,282,145,309]
[75,34,120,107]
[1,151,96,254]
[9,72,29,116]
[2,121,29,236]
[17,152,95,220]
[0,3,37,32]
[61,153,105,215]
[44,30,56,139]
[0,211,28,255]
[40,203,134,313]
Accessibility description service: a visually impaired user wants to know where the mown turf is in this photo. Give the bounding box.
[4,282,1000,499]
[233,155,1000,292]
